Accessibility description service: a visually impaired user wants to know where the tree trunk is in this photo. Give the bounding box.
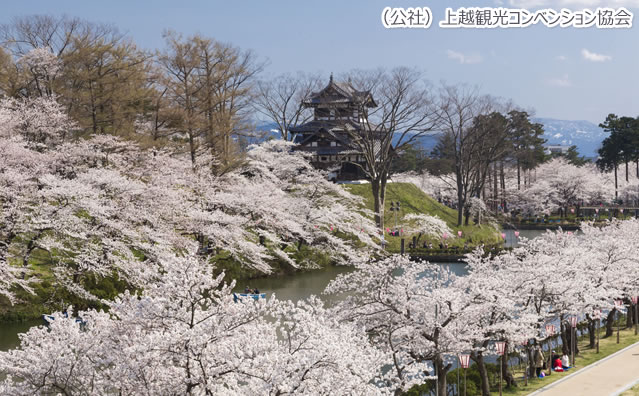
[605,309,616,338]
[371,179,383,230]
[563,321,580,356]
[626,161,629,182]
[482,178,486,202]
[527,345,537,379]
[493,162,498,212]
[500,162,506,197]
[188,131,196,165]
[560,321,570,355]
[614,164,618,200]
[434,355,451,396]
[588,316,596,349]
[501,341,516,388]
[457,188,464,227]
[517,159,521,191]
[473,351,491,396]
[380,175,388,230]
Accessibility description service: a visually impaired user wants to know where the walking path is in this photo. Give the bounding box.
[530,341,639,396]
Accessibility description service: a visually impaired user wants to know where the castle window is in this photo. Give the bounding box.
[330,141,338,147]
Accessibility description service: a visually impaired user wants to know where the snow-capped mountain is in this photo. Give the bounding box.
[533,118,606,157]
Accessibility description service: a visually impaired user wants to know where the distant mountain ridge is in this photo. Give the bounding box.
[255,118,607,158]
[533,118,606,157]
[402,118,607,158]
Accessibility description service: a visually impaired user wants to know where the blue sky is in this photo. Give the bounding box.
[3,0,638,123]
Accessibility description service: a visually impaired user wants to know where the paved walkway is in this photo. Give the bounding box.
[530,341,639,396]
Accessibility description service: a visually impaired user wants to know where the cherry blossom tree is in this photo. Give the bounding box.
[573,220,639,339]
[325,255,477,396]
[507,159,613,216]
[0,96,75,147]
[403,213,452,247]
[0,96,377,303]
[17,47,61,98]
[0,254,385,395]
[458,249,538,394]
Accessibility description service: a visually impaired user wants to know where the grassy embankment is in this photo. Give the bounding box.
[345,182,502,253]
[1,242,129,322]
[1,182,499,321]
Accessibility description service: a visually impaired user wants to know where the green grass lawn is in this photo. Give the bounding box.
[344,183,501,252]
[502,326,639,396]
[621,384,639,396]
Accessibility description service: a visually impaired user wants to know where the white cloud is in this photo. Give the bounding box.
[581,49,612,62]
[508,0,639,8]
[547,74,572,87]
[507,0,549,8]
[446,50,483,64]
[556,55,568,61]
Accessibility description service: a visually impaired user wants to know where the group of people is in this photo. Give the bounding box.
[552,351,571,373]
[244,286,260,294]
[533,346,571,378]
[437,197,458,210]
[407,241,472,251]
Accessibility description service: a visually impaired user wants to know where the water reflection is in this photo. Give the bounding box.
[0,319,42,352]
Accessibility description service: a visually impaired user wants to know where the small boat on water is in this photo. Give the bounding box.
[233,293,266,302]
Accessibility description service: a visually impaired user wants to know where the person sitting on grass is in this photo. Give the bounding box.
[553,357,564,372]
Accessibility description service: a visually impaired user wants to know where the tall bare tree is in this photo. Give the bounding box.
[1,15,153,136]
[64,35,152,135]
[157,32,262,171]
[157,31,205,166]
[252,72,321,141]
[435,84,497,226]
[348,67,438,230]
[0,15,82,58]
[194,35,262,173]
